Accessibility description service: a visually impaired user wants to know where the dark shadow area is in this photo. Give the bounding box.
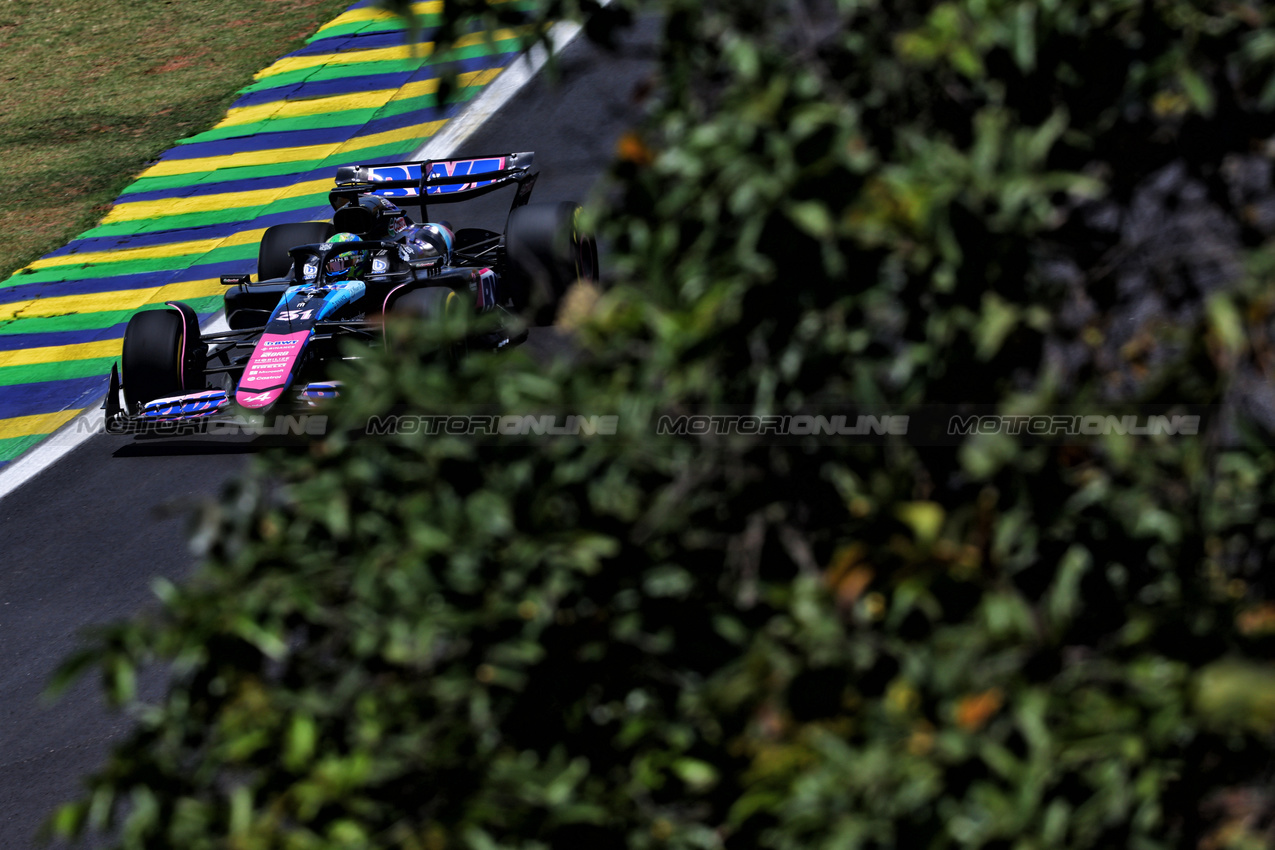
[111,437,312,458]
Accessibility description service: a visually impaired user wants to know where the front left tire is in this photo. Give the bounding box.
[122,308,188,413]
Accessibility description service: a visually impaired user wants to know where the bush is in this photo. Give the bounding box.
[53,1,1275,847]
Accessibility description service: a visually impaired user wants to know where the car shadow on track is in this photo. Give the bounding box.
[111,438,312,458]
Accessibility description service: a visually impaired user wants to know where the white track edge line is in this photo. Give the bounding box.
[0,310,231,503]
[0,13,598,504]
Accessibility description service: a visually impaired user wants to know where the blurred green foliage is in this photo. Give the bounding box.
[50,0,1275,847]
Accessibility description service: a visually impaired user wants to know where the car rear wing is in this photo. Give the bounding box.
[329,151,538,221]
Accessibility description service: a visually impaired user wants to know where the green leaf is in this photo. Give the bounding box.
[786,200,836,240]
[1194,661,1275,734]
[1013,3,1037,71]
[894,501,945,545]
[976,292,1019,360]
[673,758,720,792]
[285,713,318,771]
[1178,67,1215,116]
[1207,293,1247,362]
[1046,544,1091,629]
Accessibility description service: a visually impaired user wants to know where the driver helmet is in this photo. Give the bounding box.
[411,222,455,263]
[324,232,367,280]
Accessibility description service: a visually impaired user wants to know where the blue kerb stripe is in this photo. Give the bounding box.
[289,29,433,56]
[230,71,418,108]
[0,324,132,352]
[42,206,336,258]
[166,127,367,158]
[0,378,113,419]
[97,156,406,209]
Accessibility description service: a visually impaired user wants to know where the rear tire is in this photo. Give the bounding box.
[391,286,463,320]
[505,202,598,326]
[122,308,186,413]
[257,221,335,281]
[387,286,466,359]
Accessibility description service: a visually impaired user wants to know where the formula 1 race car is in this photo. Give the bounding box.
[103,151,597,430]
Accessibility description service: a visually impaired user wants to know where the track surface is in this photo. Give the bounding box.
[0,23,655,847]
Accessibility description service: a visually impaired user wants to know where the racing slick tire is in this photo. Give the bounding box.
[392,285,463,320]
[505,202,598,326]
[121,308,190,414]
[257,221,335,281]
[387,286,466,359]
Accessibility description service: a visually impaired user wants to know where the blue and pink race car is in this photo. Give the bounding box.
[102,150,597,431]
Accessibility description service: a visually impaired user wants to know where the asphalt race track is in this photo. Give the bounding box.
[0,21,656,847]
